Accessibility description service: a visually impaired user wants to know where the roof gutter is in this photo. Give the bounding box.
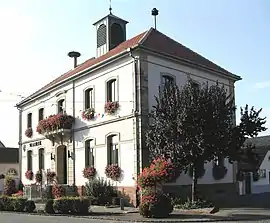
[16,47,137,108]
[139,45,242,81]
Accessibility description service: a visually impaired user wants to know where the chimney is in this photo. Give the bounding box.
[68,51,81,68]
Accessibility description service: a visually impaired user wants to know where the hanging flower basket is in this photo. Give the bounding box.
[46,171,56,183]
[35,170,42,183]
[105,164,122,181]
[82,108,95,121]
[83,166,96,179]
[36,112,74,134]
[104,101,119,114]
[212,164,228,180]
[25,128,33,138]
[25,170,34,181]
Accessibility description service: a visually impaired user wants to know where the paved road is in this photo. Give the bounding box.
[1,212,270,223]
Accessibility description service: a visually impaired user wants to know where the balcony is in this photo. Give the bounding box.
[36,112,74,145]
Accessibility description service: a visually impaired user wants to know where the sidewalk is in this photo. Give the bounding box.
[34,204,270,222]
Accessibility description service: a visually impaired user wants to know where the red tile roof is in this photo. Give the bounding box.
[18,28,238,106]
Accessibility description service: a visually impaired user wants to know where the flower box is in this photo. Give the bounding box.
[104,101,119,114]
[25,128,33,138]
[36,112,74,134]
[82,108,95,121]
[25,170,33,181]
[105,164,122,181]
[83,166,96,179]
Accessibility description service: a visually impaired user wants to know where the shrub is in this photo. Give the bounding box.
[12,190,24,197]
[25,200,36,213]
[52,184,65,199]
[0,196,13,211]
[46,171,56,183]
[18,180,24,191]
[83,166,96,180]
[85,177,117,205]
[53,197,90,214]
[25,170,34,181]
[35,170,42,183]
[4,176,17,196]
[139,191,173,218]
[12,197,27,212]
[105,164,122,181]
[45,199,55,214]
[212,164,228,180]
[175,197,213,210]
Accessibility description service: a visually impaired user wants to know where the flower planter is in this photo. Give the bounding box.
[83,166,96,179]
[25,170,34,181]
[104,101,119,114]
[25,128,33,138]
[105,164,122,181]
[82,108,95,120]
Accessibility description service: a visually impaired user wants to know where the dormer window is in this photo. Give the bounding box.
[107,79,117,102]
[58,99,65,113]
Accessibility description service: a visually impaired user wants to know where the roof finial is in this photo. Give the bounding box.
[109,0,112,14]
[151,8,159,30]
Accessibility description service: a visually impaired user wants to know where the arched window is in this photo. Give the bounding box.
[106,79,117,102]
[110,23,124,50]
[85,139,95,167]
[38,148,44,170]
[57,99,65,113]
[84,88,94,109]
[27,150,32,171]
[27,113,32,128]
[107,135,119,165]
[97,24,107,47]
[38,108,44,121]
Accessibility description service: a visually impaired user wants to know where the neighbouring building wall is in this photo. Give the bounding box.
[0,163,20,193]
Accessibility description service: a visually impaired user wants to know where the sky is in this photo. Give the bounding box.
[0,0,269,147]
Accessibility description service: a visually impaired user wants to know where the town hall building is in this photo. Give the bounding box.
[16,8,241,204]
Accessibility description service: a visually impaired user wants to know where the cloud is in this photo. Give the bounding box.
[254,81,270,89]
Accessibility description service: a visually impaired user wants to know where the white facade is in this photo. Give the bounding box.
[19,51,237,188]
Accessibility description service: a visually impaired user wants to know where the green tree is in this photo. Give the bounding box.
[146,79,267,202]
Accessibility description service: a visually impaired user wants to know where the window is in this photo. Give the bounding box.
[85,88,94,109]
[38,108,44,121]
[107,79,117,102]
[38,148,44,170]
[85,140,95,167]
[27,113,32,128]
[191,81,199,90]
[58,99,65,113]
[27,150,32,171]
[162,75,175,86]
[107,135,119,165]
[97,24,107,47]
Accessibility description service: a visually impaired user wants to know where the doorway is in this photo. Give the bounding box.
[56,145,67,184]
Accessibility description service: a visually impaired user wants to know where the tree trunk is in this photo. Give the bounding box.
[191,167,198,203]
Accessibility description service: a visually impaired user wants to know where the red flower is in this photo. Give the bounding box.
[25,170,33,181]
[104,101,119,114]
[46,171,56,183]
[82,108,95,121]
[25,128,33,138]
[105,164,122,181]
[83,166,96,179]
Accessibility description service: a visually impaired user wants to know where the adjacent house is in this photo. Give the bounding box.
[238,135,270,195]
[16,9,241,205]
[0,142,19,193]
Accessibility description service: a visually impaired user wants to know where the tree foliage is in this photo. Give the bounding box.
[146,79,267,201]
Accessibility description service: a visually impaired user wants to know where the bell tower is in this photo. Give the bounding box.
[93,7,128,58]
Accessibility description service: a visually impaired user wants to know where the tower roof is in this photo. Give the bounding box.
[93,13,129,26]
[17,28,241,107]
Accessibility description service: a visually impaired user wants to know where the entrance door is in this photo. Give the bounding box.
[56,145,67,184]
